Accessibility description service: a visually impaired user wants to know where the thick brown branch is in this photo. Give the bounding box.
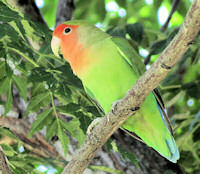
[6,0,46,24]
[0,146,12,174]
[55,0,75,26]
[62,0,200,173]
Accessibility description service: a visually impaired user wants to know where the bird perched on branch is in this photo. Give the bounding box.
[51,20,179,163]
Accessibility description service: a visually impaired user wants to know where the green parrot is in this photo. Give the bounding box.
[51,20,179,163]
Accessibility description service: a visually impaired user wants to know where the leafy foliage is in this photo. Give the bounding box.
[0,0,200,174]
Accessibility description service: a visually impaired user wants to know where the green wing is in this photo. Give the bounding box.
[111,36,174,137]
[111,37,146,76]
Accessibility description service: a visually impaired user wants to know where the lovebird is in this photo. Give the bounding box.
[51,20,180,163]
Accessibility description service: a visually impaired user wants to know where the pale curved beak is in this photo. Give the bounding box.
[51,36,61,58]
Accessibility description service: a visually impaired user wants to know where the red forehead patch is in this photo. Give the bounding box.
[53,24,78,37]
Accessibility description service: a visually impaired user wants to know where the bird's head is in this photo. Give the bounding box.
[51,22,79,58]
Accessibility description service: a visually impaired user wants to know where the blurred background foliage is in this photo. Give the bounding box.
[0,0,200,173]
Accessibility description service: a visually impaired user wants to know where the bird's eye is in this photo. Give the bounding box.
[64,27,71,35]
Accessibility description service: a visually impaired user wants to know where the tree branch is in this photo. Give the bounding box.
[0,146,12,174]
[160,0,181,32]
[6,0,46,24]
[0,117,65,162]
[62,0,200,173]
[55,0,75,26]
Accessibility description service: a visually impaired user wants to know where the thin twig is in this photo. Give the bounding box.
[144,54,152,65]
[160,0,181,32]
[62,0,200,173]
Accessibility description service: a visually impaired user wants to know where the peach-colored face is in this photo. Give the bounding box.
[51,23,79,59]
[51,23,91,76]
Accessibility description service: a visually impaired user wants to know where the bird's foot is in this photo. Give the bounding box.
[87,117,103,135]
[111,99,123,115]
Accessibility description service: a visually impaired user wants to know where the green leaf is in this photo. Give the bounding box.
[28,108,53,137]
[1,143,17,157]
[108,141,139,169]
[46,119,58,142]
[31,83,47,97]
[116,0,126,8]
[26,91,51,115]
[10,160,26,168]
[0,24,20,41]
[28,67,53,83]
[84,106,102,117]
[75,112,93,133]
[57,120,70,156]
[54,83,72,102]
[60,118,86,147]
[94,0,106,21]
[182,81,200,99]
[56,103,81,116]
[107,26,126,38]
[0,2,22,22]
[149,39,168,55]
[153,0,162,10]
[4,84,13,116]
[0,43,6,58]
[9,20,28,42]
[0,60,6,79]
[0,76,10,95]
[54,65,82,88]
[149,28,179,55]
[0,127,21,142]
[12,75,27,101]
[118,146,140,169]
[105,139,112,152]
[126,23,143,43]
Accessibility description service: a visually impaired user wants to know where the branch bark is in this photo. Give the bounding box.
[55,0,75,26]
[0,117,65,162]
[62,0,200,173]
[6,0,46,24]
[0,146,12,174]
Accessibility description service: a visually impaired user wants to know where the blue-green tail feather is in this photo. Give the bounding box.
[165,138,180,163]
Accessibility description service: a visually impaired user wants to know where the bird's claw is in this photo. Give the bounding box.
[111,99,122,115]
[87,117,103,135]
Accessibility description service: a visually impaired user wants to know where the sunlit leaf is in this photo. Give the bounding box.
[57,120,70,156]
[28,108,53,137]
[13,75,27,101]
[4,83,13,116]
[46,119,58,142]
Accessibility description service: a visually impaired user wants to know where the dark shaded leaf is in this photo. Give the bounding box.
[126,23,143,43]
[75,112,92,133]
[118,146,140,169]
[107,25,126,38]
[149,28,179,55]
[56,103,81,116]
[182,81,200,99]
[0,2,21,22]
